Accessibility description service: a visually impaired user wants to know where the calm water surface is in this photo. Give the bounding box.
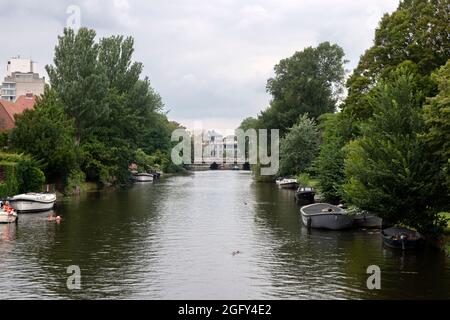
[1,171,449,299]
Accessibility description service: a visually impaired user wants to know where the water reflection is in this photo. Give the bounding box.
[0,171,449,299]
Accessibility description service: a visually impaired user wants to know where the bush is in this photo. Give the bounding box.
[65,169,86,195]
[0,152,45,196]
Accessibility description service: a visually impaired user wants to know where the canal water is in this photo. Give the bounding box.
[1,171,449,299]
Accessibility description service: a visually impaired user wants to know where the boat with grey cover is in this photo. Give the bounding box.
[300,203,354,230]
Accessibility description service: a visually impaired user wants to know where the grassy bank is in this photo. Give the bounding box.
[440,212,450,234]
[438,212,450,257]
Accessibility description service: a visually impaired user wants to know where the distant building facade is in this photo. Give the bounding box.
[194,130,242,164]
[1,57,45,102]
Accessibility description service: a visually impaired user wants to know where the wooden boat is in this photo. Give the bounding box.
[0,207,18,224]
[295,187,315,205]
[132,173,154,182]
[381,227,423,250]
[300,203,354,230]
[278,178,299,189]
[8,193,56,213]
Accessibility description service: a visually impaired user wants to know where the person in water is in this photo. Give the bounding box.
[47,213,62,222]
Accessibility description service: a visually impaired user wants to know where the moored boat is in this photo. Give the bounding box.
[300,203,354,230]
[8,193,56,213]
[353,213,383,228]
[345,207,383,228]
[278,178,299,189]
[381,227,423,250]
[295,187,315,205]
[132,173,154,182]
[0,205,18,224]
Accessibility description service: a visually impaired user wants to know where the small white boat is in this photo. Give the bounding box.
[0,209,18,224]
[300,203,354,230]
[278,178,299,189]
[8,193,56,213]
[132,173,154,182]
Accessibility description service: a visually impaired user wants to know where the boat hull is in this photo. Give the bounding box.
[0,213,17,224]
[9,193,56,213]
[295,191,315,205]
[301,203,354,230]
[132,174,154,182]
[279,181,299,189]
[353,214,383,228]
[9,201,54,213]
[381,227,423,250]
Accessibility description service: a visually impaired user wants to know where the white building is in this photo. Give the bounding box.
[194,130,242,165]
[6,57,38,76]
[1,57,45,102]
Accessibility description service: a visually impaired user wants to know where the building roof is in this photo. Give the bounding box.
[0,94,36,131]
[15,93,36,110]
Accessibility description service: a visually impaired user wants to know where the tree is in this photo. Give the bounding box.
[424,59,450,191]
[315,111,358,203]
[279,115,320,176]
[345,0,450,119]
[343,66,447,235]
[46,28,109,142]
[261,42,347,134]
[98,35,143,93]
[10,87,78,183]
[238,117,260,131]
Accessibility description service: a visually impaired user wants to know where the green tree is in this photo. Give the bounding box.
[98,35,143,93]
[343,66,447,235]
[346,0,450,119]
[424,59,450,191]
[46,28,109,142]
[315,111,357,203]
[10,87,78,183]
[279,115,320,176]
[238,117,260,131]
[261,42,347,134]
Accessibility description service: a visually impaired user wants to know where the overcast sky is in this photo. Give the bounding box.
[0,0,399,130]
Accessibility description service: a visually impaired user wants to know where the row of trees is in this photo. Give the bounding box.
[240,0,450,236]
[6,28,183,194]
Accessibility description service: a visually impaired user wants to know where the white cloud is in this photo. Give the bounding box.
[0,0,399,130]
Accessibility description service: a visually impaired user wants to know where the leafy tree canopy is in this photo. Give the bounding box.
[345,0,450,119]
[260,42,347,135]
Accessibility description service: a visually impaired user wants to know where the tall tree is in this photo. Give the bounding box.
[279,115,320,176]
[424,59,450,191]
[98,35,143,93]
[315,111,357,203]
[343,66,447,235]
[261,42,347,134]
[345,0,450,119]
[46,28,109,141]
